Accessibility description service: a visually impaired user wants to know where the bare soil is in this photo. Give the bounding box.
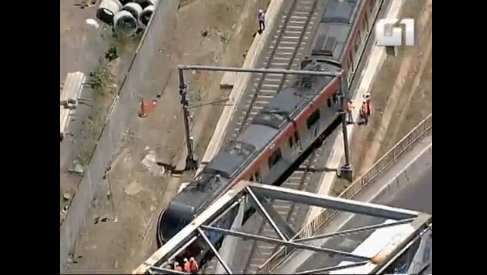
[60,0,139,207]
[66,0,269,272]
[332,0,432,195]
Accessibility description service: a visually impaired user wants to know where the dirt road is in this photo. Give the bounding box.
[67,0,268,272]
[332,0,432,195]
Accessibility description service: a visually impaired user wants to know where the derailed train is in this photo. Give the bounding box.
[157,0,384,267]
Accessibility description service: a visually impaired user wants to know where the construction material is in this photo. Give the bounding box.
[96,0,122,25]
[139,5,154,26]
[60,72,86,141]
[113,10,138,36]
[122,2,143,21]
[136,0,155,9]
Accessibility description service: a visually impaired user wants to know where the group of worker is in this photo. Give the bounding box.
[172,257,199,273]
[346,93,371,125]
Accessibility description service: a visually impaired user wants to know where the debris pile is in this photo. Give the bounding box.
[95,0,158,35]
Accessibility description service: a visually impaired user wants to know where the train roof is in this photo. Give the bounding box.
[313,0,362,60]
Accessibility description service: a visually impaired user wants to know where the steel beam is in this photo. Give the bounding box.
[132,181,250,274]
[296,261,369,274]
[407,227,432,274]
[248,183,418,220]
[147,265,188,275]
[215,201,246,274]
[255,195,297,239]
[197,228,233,274]
[200,226,369,261]
[247,187,288,241]
[178,65,342,77]
[296,218,415,243]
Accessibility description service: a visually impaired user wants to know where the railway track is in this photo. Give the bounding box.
[225,0,324,141]
[202,0,326,273]
[240,0,327,273]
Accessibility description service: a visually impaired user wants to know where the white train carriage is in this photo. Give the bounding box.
[330,220,415,274]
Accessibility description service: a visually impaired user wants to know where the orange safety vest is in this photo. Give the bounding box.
[174,265,183,272]
[184,262,191,272]
[361,103,369,115]
[346,102,353,112]
[189,260,199,273]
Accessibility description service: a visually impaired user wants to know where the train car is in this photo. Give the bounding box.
[157,0,385,267]
[329,220,415,274]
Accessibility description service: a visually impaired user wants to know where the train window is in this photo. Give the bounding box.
[306,109,320,129]
[268,149,282,168]
[288,131,301,148]
[363,12,369,31]
[354,32,361,53]
[349,52,354,72]
[255,171,261,182]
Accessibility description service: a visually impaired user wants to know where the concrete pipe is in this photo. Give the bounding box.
[113,10,138,36]
[138,5,154,27]
[122,2,143,21]
[96,0,123,25]
[136,0,156,9]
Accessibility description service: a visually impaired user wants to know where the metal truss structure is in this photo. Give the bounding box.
[133,180,431,275]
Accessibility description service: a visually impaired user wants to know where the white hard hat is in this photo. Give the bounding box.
[183,258,188,262]
[190,257,195,261]
[259,9,263,13]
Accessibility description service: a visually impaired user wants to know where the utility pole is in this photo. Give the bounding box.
[103,166,118,222]
[337,75,353,181]
[178,68,198,171]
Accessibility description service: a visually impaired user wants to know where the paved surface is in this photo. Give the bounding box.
[272,135,432,273]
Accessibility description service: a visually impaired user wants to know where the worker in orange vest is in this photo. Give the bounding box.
[346,100,355,124]
[183,258,191,273]
[174,262,183,272]
[360,100,370,125]
[189,257,199,273]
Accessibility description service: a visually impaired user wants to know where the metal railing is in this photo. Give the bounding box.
[255,113,432,274]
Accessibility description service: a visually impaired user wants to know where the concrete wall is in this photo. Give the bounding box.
[60,1,181,271]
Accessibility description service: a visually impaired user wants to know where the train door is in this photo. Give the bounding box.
[288,131,301,157]
[305,109,321,146]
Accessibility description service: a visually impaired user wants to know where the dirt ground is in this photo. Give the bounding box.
[66,0,269,273]
[332,0,432,195]
[60,0,106,82]
[60,0,138,206]
[60,0,108,199]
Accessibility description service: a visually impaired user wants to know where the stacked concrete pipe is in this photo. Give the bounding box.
[137,0,156,27]
[96,0,122,25]
[113,10,138,35]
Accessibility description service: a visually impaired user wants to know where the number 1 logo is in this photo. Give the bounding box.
[376,18,415,46]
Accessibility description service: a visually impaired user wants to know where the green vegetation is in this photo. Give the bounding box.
[76,31,142,166]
